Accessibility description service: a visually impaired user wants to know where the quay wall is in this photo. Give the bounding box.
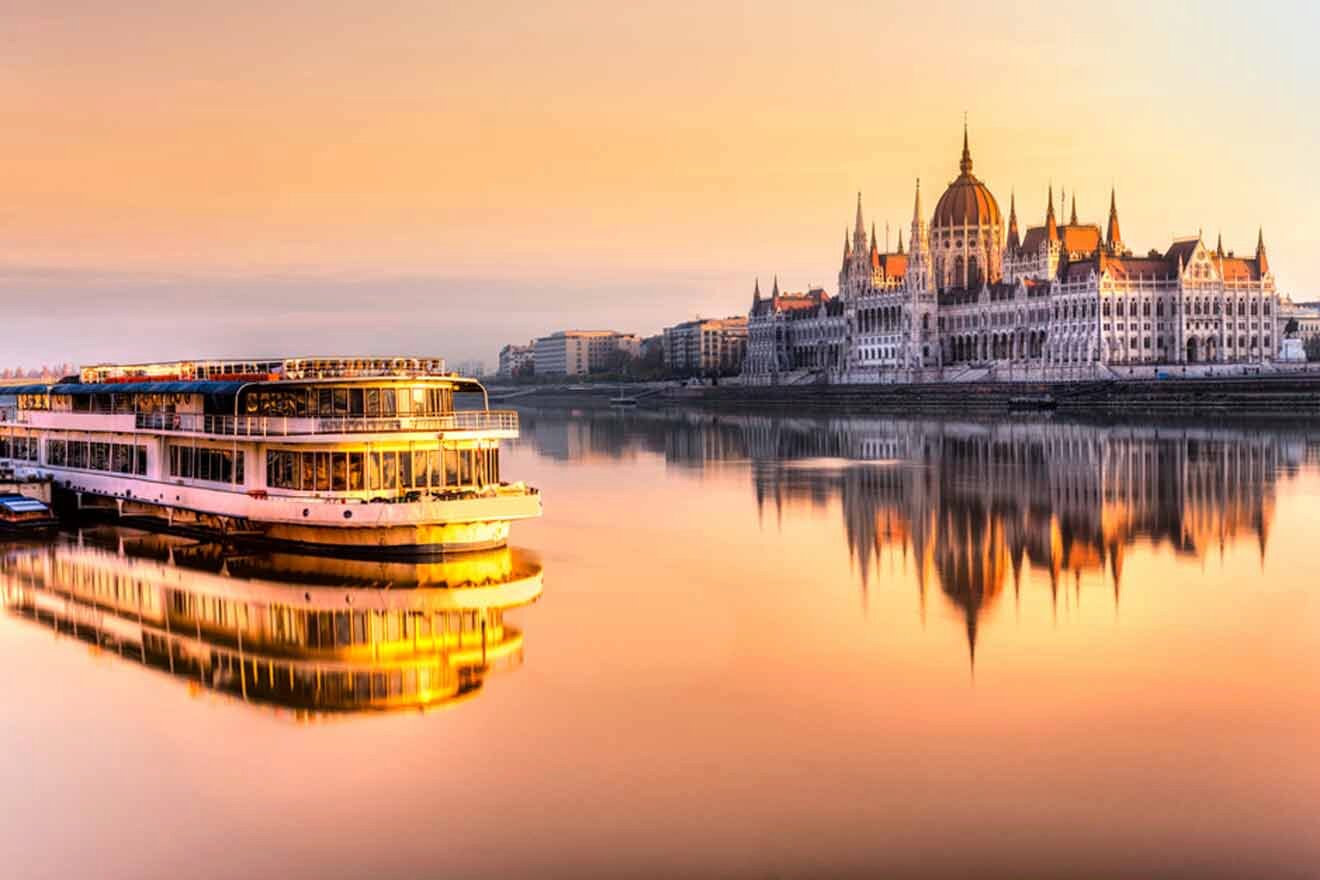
[495,376,1320,420]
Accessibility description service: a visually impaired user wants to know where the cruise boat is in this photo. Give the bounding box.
[0,528,543,717]
[0,357,540,554]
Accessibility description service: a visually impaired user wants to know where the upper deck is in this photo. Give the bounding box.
[3,356,518,441]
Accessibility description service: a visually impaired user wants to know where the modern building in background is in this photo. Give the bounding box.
[662,316,748,375]
[533,330,641,376]
[497,343,535,378]
[743,126,1282,384]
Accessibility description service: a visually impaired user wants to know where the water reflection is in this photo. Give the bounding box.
[520,408,1315,659]
[0,527,542,719]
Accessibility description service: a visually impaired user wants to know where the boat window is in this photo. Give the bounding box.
[381,389,396,417]
[412,450,429,489]
[349,388,365,416]
[318,388,333,416]
[444,449,460,486]
[367,451,381,491]
[310,452,326,491]
[382,451,398,491]
[397,389,410,416]
[429,450,443,488]
[365,389,380,417]
[399,449,413,488]
[348,452,364,491]
[412,388,427,414]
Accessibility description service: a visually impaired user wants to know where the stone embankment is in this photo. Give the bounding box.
[493,376,1320,420]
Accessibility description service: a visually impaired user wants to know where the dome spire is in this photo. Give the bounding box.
[959,118,973,176]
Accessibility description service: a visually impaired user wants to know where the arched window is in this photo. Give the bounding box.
[968,256,981,289]
[954,256,965,287]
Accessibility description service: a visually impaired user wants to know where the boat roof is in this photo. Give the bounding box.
[0,494,51,514]
[5,377,487,396]
[5,381,247,395]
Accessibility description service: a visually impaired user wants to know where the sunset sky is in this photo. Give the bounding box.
[2,1,1317,369]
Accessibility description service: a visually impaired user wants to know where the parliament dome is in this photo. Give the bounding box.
[932,129,1002,230]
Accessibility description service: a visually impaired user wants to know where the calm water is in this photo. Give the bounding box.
[3,409,1319,879]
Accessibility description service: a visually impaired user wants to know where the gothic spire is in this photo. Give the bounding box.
[1007,190,1020,250]
[870,222,878,255]
[1045,184,1059,242]
[1216,232,1225,259]
[1069,193,1078,226]
[752,277,761,305]
[771,275,780,299]
[912,178,923,224]
[1257,227,1270,275]
[1106,187,1122,252]
[897,228,904,254]
[959,121,973,176]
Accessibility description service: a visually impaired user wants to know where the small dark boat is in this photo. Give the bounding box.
[0,493,59,533]
[1007,394,1058,412]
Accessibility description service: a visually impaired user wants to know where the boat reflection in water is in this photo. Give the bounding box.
[0,527,543,719]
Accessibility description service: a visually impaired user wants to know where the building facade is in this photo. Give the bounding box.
[743,127,1282,384]
[497,343,535,378]
[662,316,748,375]
[533,330,641,376]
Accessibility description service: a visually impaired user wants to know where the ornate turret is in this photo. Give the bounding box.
[897,229,904,255]
[771,275,780,300]
[1257,227,1270,275]
[1006,190,1020,251]
[1045,185,1059,242]
[959,122,973,176]
[752,277,761,305]
[870,222,879,260]
[1216,232,1225,259]
[853,192,867,255]
[1106,187,1122,254]
[1069,193,1078,226]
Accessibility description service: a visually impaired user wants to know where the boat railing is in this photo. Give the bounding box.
[133,410,520,437]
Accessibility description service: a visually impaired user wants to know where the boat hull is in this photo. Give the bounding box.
[51,475,540,556]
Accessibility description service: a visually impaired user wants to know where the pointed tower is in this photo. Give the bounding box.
[1045,185,1059,242]
[1006,190,1020,251]
[906,178,932,296]
[853,192,867,256]
[1069,193,1078,226]
[959,120,973,176]
[752,277,761,306]
[1257,227,1270,275]
[870,222,879,260]
[1106,187,1123,254]
[771,275,780,300]
[897,228,905,255]
[1216,232,1225,259]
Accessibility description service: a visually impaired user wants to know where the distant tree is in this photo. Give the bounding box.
[595,348,636,375]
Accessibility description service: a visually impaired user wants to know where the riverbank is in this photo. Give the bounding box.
[492,374,1320,419]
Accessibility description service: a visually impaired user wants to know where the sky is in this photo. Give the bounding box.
[2,1,1318,370]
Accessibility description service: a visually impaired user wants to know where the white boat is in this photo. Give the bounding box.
[0,356,541,554]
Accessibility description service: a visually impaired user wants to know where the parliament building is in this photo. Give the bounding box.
[743,127,1280,384]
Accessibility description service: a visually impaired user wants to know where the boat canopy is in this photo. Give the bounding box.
[0,494,52,515]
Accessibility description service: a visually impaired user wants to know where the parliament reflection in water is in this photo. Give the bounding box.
[0,528,543,719]
[521,409,1316,657]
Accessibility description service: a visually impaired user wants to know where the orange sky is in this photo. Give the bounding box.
[1,2,1317,367]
